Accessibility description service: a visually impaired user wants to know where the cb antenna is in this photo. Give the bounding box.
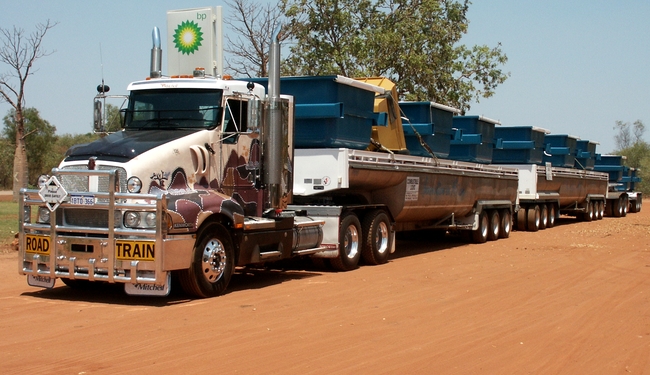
[97,43,110,95]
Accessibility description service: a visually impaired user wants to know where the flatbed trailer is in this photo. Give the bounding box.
[501,164,608,231]
[290,148,519,269]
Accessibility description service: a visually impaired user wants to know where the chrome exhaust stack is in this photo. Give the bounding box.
[150,27,162,78]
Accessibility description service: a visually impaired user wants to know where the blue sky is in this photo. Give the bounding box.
[1,0,648,154]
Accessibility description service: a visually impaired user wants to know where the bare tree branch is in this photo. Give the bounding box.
[223,0,288,78]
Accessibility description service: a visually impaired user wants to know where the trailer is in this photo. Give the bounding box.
[489,127,609,231]
[594,154,643,216]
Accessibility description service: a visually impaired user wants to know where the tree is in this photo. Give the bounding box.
[280,0,508,112]
[223,0,289,78]
[614,120,648,194]
[2,107,57,186]
[0,20,57,200]
[614,120,645,151]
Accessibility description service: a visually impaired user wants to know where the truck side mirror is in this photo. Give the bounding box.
[247,98,262,132]
[93,99,104,133]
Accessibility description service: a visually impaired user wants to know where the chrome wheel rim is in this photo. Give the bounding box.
[201,238,226,283]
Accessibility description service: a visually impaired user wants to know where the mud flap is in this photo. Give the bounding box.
[27,275,55,288]
[124,272,171,297]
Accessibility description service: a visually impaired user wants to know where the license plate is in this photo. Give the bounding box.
[25,234,50,255]
[70,194,95,206]
[116,240,155,261]
[27,275,56,288]
[124,272,171,297]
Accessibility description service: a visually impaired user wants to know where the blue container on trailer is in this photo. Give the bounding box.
[543,134,578,167]
[449,115,499,163]
[400,102,456,158]
[246,76,376,149]
[574,140,598,170]
[492,126,548,164]
[594,154,625,182]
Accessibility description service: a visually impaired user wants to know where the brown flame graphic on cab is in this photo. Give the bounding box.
[149,168,244,232]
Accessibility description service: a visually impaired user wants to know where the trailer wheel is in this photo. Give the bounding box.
[629,200,638,213]
[178,222,234,298]
[612,197,623,217]
[583,201,594,222]
[527,205,540,232]
[516,207,527,231]
[499,209,512,238]
[546,204,556,228]
[361,210,392,265]
[487,210,500,241]
[330,213,362,271]
[539,204,548,230]
[597,201,605,219]
[622,196,629,217]
[472,211,489,243]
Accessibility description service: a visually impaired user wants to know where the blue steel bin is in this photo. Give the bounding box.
[402,123,452,158]
[574,140,597,170]
[492,126,548,164]
[400,102,456,157]
[543,134,578,167]
[247,76,376,149]
[449,115,498,163]
[594,154,625,182]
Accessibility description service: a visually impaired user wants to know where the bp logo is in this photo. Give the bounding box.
[173,20,204,55]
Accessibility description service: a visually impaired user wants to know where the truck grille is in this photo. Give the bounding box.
[60,165,128,193]
[58,208,120,228]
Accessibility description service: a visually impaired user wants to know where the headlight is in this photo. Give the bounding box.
[124,211,141,227]
[127,176,142,193]
[38,207,50,224]
[123,211,157,229]
[145,212,156,227]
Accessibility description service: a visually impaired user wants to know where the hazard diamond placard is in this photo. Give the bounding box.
[38,176,68,212]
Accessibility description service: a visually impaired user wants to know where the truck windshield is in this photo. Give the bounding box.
[123,88,223,130]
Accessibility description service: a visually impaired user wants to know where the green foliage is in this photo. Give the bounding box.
[281,0,509,112]
[0,107,100,189]
[2,107,56,186]
[0,201,18,245]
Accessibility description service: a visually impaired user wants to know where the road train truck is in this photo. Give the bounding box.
[18,7,518,297]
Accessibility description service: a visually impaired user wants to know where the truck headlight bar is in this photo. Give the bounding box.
[123,211,156,229]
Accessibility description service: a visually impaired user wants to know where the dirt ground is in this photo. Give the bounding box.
[1,209,649,374]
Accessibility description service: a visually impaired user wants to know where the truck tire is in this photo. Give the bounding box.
[527,205,540,232]
[516,207,527,231]
[583,201,594,222]
[361,210,392,265]
[605,199,616,217]
[597,201,605,219]
[629,200,638,213]
[330,213,362,271]
[546,204,556,228]
[472,211,489,243]
[178,222,234,298]
[622,196,629,217]
[487,210,500,241]
[539,204,548,230]
[612,197,623,217]
[499,209,512,238]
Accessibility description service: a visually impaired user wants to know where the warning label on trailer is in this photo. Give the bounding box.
[405,177,419,201]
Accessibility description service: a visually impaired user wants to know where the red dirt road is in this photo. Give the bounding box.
[1,210,649,374]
